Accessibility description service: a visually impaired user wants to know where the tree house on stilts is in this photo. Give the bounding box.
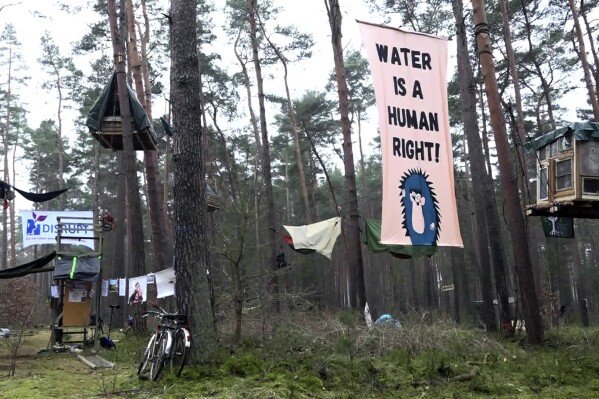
[526,121,599,218]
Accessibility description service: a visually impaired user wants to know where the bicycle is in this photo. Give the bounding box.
[137,305,191,381]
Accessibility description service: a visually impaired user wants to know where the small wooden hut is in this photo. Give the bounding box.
[86,72,157,151]
[526,121,599,218]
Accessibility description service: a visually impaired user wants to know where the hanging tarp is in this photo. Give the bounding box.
[85,71,157,150]
[53,256,100,281]
[364,219,436,259]
[0,251,56,279]
[282,233,316,255]
[282,217,342,259]
[0,180,68,204]
[525,121,599,151]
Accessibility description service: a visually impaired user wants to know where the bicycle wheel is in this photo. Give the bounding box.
[137,333,156,376]
[149,333,167,381]
[170,329,189,377]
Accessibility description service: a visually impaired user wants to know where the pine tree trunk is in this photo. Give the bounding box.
[170,0,217,360]
[9,134,17,267]
[580,2,599,99]
[452,0,499,330]
[471,0,544,345]
[234,29,262,157]
[259,29,311,223]
[520,1,556,130]
[107,0,147,332]
[125,0,167,272]
[1,52,11,270]
[247,0,279,312]
[325,0,366,311]
[568,0,599,119]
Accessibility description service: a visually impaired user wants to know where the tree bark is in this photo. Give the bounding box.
[247,0,279,312]
[520,0,556,130]
[107,0,147,332]
[580,0,599,100]
[260,26,311,223]
[170,0,217,360]
[125,0,167,272]
[1,48,11,270]
[325,0,366,312]
[568,0,599,120]
[454,0,516,332]
[471,0,544,345]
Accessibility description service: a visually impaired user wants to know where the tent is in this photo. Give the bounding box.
[53,256,101,282]
[364,219,436,259]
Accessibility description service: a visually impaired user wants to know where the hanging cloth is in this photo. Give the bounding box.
[282,217,342,259]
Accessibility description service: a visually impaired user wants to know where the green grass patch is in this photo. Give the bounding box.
[2,318,599,398]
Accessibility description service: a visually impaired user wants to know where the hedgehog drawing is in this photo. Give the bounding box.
[398,168,440,245]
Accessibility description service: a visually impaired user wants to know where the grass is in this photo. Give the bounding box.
[2,313,599,398]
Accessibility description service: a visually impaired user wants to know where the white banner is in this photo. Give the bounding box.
[21,210,95,249]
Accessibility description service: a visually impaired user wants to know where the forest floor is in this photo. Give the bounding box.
[2,312,599,398]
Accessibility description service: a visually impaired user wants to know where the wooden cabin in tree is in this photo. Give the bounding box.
[86,72,157,151]
[527,121,599,218]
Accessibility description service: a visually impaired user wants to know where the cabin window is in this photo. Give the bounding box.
[560,133,572,151]
[549,141,559,158]
[539,167,548,200]
[583,177,599,195]
[538,147,546,161]
[555,158,572,190]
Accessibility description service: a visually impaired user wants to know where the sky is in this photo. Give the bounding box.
[0,0,392,213]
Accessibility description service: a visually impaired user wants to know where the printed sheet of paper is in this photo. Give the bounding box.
[51,285,59,298]
[101,280,109,297]
[155,268,176,299]
[109,279,118,293]
[118,278,126,296]
[68,290,84,303]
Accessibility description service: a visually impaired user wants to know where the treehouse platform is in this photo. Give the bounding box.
[526,200,599,219]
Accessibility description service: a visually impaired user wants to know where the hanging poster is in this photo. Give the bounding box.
[101,280,109,297]
[128,276,147,305]
[147,273,155,284]
[541,216,574,238]
[68,290,84,303]
[118,278,126,297]
[358,21,463,247]
[51,285,59,298]
[20,210,95,249]
[155,268,176,299]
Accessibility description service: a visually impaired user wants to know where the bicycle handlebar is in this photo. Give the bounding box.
[142,311,161,318]
[142,308,186,320]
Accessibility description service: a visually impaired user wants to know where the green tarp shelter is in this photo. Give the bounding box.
[85,72,157,150]
[364,219,436,259]
[525,121,599,151]
[53,256,101,282]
